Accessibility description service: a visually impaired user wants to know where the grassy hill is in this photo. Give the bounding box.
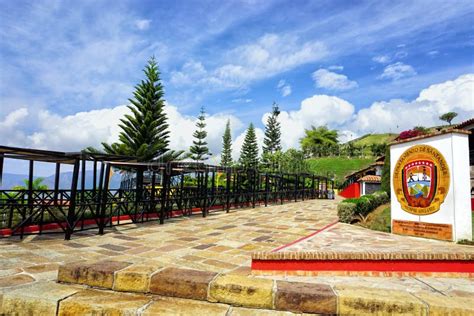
[349,133,397,146]
[307,157,374,186]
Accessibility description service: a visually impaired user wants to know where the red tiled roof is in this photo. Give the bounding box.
[456,117,474,129]
[358,175,381,183]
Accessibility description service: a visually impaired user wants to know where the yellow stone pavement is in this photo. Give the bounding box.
[1,197,473,308]
[0,199,338,289]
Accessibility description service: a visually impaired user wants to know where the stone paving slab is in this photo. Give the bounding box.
[335,285,428,315]
[1,281,81,316]
[254,223,474,260]
[2,198,474,314]
[58,289,151,315]
[53,260,474,315]
[0,200,338,288]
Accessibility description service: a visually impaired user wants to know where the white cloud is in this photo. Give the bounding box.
[277,80,292,97]
[134,19,151,30]
[261,95,355,150]
[351,73,474,133]
[372,55,391,64]
[1,104,244,157]
[170,33,328,90]
[170,61,207,85]
[394,51,408,59]
[231,98,252,103]
[416,73,474,113]
[379,62,417,80]
[0,108,28,129]
[312,69,358,90]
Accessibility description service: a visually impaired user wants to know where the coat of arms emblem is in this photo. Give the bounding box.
[393,145,449,215]
[402,160,436,208]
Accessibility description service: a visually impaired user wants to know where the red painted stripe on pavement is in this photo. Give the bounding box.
[271,219,339,252]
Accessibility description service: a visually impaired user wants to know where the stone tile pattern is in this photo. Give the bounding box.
[252,221,474,277]
[261,222,474,259]
[52,261,474,315]
[0,199,339,287]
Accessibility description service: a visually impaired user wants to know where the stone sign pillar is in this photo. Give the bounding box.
[390,130,472,242]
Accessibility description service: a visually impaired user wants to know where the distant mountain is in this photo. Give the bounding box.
[1,171,122,190]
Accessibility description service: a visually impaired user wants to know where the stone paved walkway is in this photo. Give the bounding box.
[0,199,338,289]
[1,197,473,301]
[273,222,474,257]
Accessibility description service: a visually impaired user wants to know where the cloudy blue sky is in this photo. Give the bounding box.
[1,0,474,173]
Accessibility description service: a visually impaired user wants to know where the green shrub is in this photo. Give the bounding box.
[373,191,389,205]
[356,196,373,216]
[337,202,357,223]
[342,198,359,204]
[340,191,390,219]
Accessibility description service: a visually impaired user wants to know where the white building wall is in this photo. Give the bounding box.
[390,132,472,241]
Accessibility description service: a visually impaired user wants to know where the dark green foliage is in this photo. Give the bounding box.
[262,102,282,155]
[338,191,389,223]
[439,112,458,125]
[381,146,391,196]
[261,149,308,173]
[337,202,357,223]
[300,126,339,157]
[12,178,48,190]
[221,119,233,167]
[190,107,211,161]
[413,126,430,134]
[370,143,387,157]
[239,123,259,168]
[102,57,171,161]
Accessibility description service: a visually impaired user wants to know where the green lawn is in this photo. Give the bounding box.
[307,157,374,185]
[351,133,397,146]
[367,205,391,233]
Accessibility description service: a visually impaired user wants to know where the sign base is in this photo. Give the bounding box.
[392,219,452,241]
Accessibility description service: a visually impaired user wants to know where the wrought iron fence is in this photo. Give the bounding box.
[0,146,334,240]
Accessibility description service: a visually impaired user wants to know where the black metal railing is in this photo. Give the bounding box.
[0,146,334,240]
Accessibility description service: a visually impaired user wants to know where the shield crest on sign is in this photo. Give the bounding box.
[402,159,437,208]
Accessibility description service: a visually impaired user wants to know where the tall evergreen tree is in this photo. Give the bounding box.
[189,107,211,161]
[101,57,171,161]
[262,102,282,155]
[239,123,259,168]
[221,119,233,167]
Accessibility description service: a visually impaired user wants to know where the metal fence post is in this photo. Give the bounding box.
[65,159,80,240]
[226,168,231,212]
[98,163,110,235]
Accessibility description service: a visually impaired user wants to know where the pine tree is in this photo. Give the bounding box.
[239,123,259,168]
[221,119,233,167]
[101,57,171,161]
[262,102,282,155]
[189,107,211,161]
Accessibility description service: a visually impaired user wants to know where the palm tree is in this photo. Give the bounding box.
[12,177,48,190]
[300,126,338,157]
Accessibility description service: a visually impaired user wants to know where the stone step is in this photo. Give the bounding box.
[0,281,300,315]
[50,260,474,315]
